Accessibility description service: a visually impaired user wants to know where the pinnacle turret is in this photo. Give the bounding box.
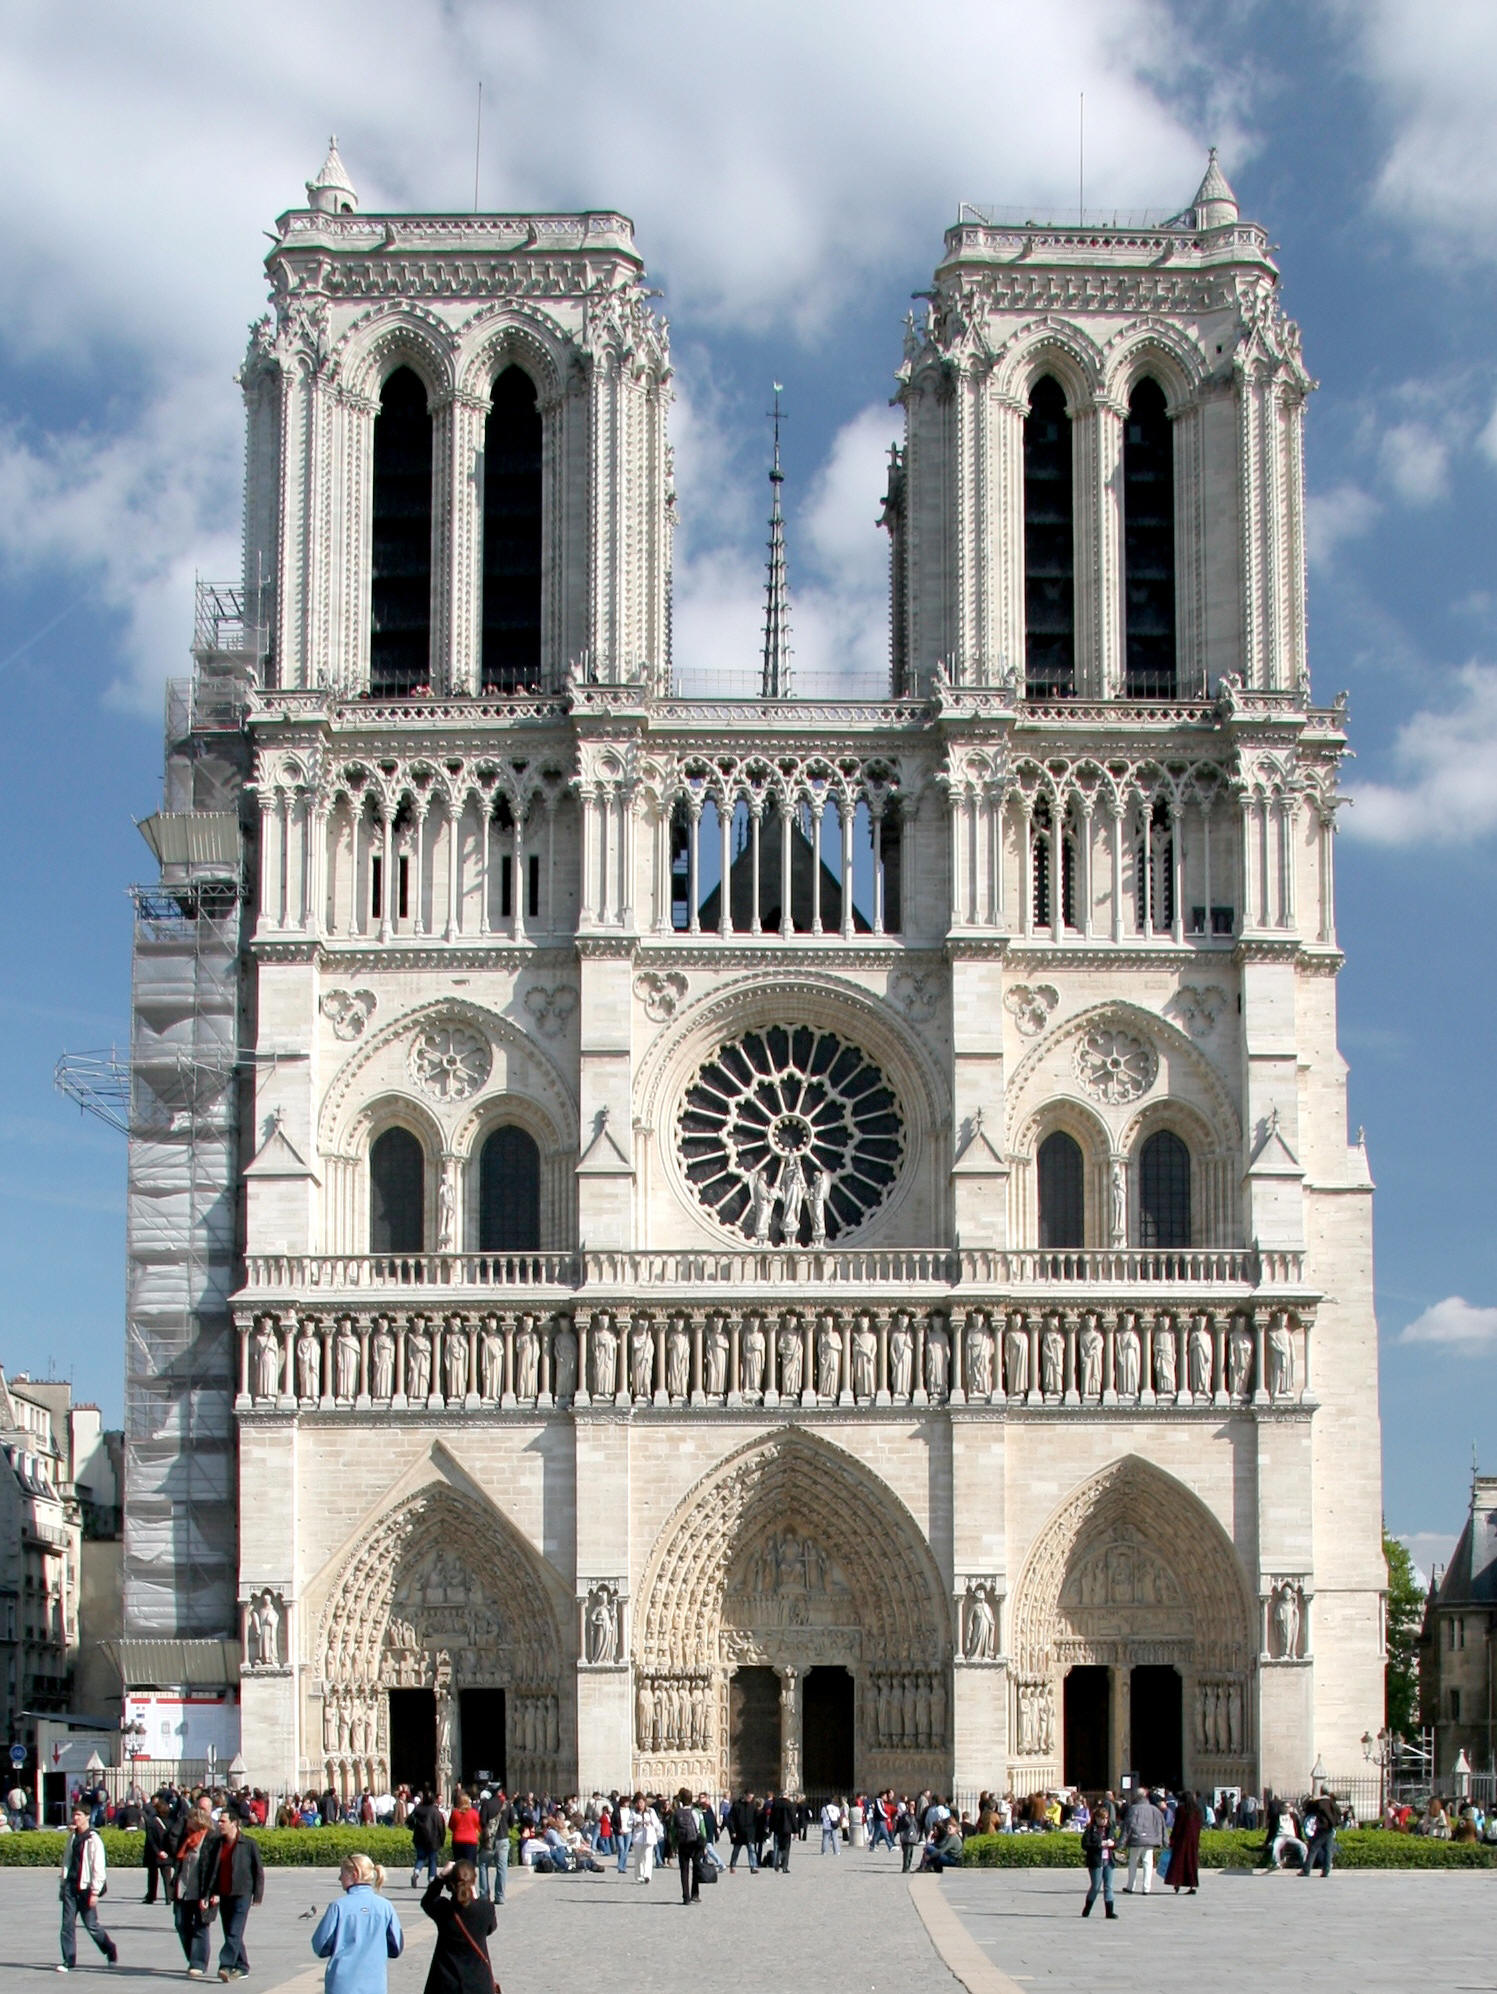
[307,135,358,215]
[1191,147,1238,230]
[760,385,793,700]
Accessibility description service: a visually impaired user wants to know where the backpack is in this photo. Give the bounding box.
[673,1803,701,1847]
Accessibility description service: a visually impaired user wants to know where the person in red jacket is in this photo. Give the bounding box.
[448,1792,481,1870]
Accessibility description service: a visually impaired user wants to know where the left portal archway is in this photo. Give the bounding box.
[315,1483,568,1799]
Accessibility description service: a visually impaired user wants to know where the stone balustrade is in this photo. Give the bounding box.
[238,1242,1302,1297]
[236,1299,1315,1415]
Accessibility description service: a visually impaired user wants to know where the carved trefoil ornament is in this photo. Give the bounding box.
[523,984,577,1039]
[1004,982,1059,1037]
[410,1023,492,1101]
[1074,1024,1157,1104]
[1167,983,1226,1039]
[633,968,689,1023]
[322,988,377,1041]
[890,967,939,1023]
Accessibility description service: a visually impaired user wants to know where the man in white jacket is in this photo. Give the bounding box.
[58,1803,118,1972]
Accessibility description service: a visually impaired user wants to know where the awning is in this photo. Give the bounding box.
[103,1639,242,1691]
[136,813,241,869]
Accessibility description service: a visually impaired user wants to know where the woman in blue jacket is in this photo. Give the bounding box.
[312,1855,405,1994]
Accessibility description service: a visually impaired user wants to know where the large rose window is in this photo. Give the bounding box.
[677,1025,903,1245]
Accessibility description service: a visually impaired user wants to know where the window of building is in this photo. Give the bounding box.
[1037,1130,1085,1249]
[1024,376,1075,698]
[1123,377,1176,698]
[1137,1129,1191,1249]
[370,368,434,696]
[1450,1687,1462,1722]
[478,1126,541,1251]
[370,1126,425,1253]
[481,366,543,693]
[1032,797,1076,930]
[1135,798,1175,933]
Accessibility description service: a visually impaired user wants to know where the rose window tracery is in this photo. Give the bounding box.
[676,1025,903,1244]
[409,1024,492,1101]
[1074,1025,1156,1105]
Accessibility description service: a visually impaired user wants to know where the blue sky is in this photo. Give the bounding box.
[1,0,1493,1572]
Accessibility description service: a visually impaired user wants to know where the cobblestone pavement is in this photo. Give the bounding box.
[938,1866,1497,1991]
[0,1847,955,1993]
[1,1853,1483,1994]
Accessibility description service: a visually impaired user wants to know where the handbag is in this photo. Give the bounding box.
[452,1903,501,1994]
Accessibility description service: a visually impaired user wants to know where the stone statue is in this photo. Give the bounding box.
[964,1584,998,1661]
[437,1161,456,1253]
[371,1322,396,1400]
[889,1312,914,1398]
[1078,1314,1103,1399]
[251,1589,281,1667]
[665,1314,690,1399]
[1188,1313,1213,1396]
[479,1321,502,1400]
[850,1313,877,1399]
[778,1152,806,1244]
[747,1166,774,1244]
[585,1587,618,1665]
[930,1674,947,1745]
[1272,1579,1302,1659]
[332,1319,359,1399]
[252,1321,281,1399]
[1227,1315,1254,1397]
[406,1321,432,1399]
[444,1322,468,1401]
[295,1323,321,1400]
[777,1316,804,1396]
[1039,1685,1054,1755]
[704,1313,730,1396]
[815,1312,840,1397]
[924,1314,950,1398]
[1227,1680,1243,1751]
[1115,1314,1142,1397]
[1040,1314,1064,1397]
[1110,1156,1127,1245]
[963,1312,993,1397]
[807,1166,829,1246]
[552,1317,578,1399]
[740,1313,766,1395]
[1003,1313,1028,1396]
[1267,1311,1295,1398]
[514,1314,540,1399]
[590,1311,618,1397]
[1154,1316,1178,1394]
[628,1316,655,1398]
[636,1677,654,1748]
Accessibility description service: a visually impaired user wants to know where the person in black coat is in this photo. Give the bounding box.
[768,1792,796,1873]
[142,1798,171,1905]
[410,1793,448,1889]
[422,1863,498,1994]
[199,1815,266,1980]
[728,1793,759,1872]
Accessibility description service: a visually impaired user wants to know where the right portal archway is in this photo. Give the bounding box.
[1010,1457,1256,1794]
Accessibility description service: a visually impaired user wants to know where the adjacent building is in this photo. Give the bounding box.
[1419,1476,1497,1778]
[119,141,1385,1802]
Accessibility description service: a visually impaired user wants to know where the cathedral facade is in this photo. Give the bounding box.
[121,143,1384,1805]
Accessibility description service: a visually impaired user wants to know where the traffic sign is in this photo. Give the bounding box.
[9,1744,25,1766]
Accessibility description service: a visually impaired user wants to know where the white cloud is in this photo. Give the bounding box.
[1479,403,1497,467]
[1345,0,1497,261]
[1306,482,1380,569]
[0,0,1221,709]
[1397,1532,1456,1588]
[1378,421,1449,505]
[1347,663,1497,842]
[1398,1295,1497,1348]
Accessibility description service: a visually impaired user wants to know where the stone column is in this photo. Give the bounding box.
[778,1667,803,1795]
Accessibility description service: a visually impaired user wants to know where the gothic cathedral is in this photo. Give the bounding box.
[117,141,1383,1803]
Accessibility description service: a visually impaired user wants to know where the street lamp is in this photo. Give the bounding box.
[1361,1726,1393,1820]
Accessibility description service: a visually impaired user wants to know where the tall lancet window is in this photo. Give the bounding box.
[481,366,543,692]
[1123,377,1176,697]
[370,368,434,695]
[1023,375,1075,698]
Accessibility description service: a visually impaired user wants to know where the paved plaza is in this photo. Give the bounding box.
[0,1852,1487,1994]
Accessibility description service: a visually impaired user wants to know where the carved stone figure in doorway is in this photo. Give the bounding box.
[1227,1314,1254,1398]
[628,1315,654,1398]
[590,1310,618,1397]
[1040,1313,1064,1397]
[1267,1311,1295,1399]
[665,1313,690,1399]
[963,1583,998,1660]
[963,1311,993,1397]
[552,1316,578,1399]
[371,1321,396,1400]
[252,1319,281,1400]
[1271,1578,1303,1659]
[740,1312,767,1395]
[815,1312,840,1397]
[406,1320,432,1399]
[1188,1312,1213,1396]
[1115,1313,1142,1396]
[514,1313,540,1399]
[1079,1313,1103,1399]
[704,1312,730,1396]
[777,1315,803,1396]
[889,1311,914,1398]
[1003,1312,1028,1395]
[924,1313,950,1398]
[850,1312,877,1399]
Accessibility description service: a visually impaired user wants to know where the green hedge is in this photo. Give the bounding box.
[958,1827,1497,1870]
[0,1825,522,1870]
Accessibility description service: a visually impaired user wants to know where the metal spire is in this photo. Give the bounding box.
[760,384,793,699]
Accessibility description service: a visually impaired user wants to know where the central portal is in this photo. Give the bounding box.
[388,1687,436,1793]
[459,1687,506,1791]
[1063,1666,1110,1790]
[729,1667,781,1793]
[802,1666,854,1795]
[1129,1665,1183,1789]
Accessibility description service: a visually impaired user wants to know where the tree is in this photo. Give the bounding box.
[1384,1527,1425,1737]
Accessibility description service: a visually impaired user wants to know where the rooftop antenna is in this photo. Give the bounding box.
[1078,91,1085,226]
[473,80,483,213]
[760,384,793,700]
